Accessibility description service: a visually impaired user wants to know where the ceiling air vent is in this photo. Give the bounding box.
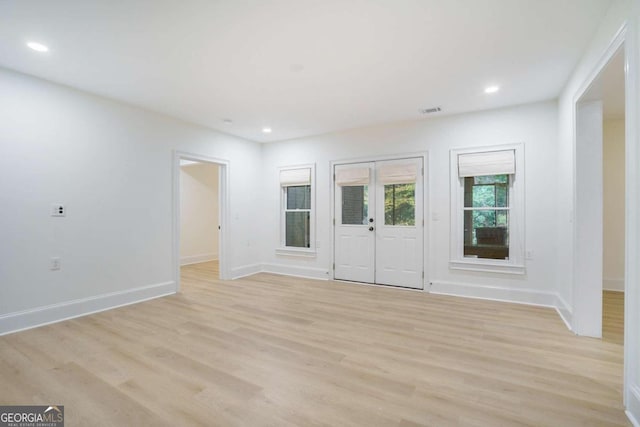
[419,107,442,114]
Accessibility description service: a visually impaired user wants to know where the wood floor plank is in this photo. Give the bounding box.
[0,261,629,426]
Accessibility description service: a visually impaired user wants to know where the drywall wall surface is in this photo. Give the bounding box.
[603,119,625,291]
[260,101,559,300]
[0,67,261,321]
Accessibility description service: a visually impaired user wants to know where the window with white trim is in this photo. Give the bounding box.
[450,145,524,274]
[279,165,315,251]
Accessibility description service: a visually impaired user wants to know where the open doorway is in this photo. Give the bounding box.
[173,151,230,289]
[600,49,626,345]
[180,160,220,279]
[574,44,625,342]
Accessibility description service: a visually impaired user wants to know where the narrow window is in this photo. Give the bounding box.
[450,146,524,274]
[279,166,314,250]
[463,174,509,259]
[284,185,311,248]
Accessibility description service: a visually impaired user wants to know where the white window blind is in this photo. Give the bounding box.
[280,168,311,186]
[458,149,515,177]
[335,167,370,186]
[377,163,418,184]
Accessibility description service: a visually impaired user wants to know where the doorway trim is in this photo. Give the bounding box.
[571,18,640,413]
[572,24,626,336]
[329,151,429,289]
[173,150,231,289]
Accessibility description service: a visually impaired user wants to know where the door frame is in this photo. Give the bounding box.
[571,18,640,410]
[173,150,231,290]
[572,23,628,337]
[330,152,429,290]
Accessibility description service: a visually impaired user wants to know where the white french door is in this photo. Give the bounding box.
[334,158,424,289]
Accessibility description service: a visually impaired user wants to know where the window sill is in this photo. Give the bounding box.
[275,247,317,258]
[449,259,525,275]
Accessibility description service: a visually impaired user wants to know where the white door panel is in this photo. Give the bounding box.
[335,233,374,282]
[374,158,423,288]
[375,232,422,287]
[334,163,375,283]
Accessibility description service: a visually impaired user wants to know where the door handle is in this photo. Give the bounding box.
[369,226,374,231]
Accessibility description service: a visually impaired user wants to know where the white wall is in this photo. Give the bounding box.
[574,100,604,337]
[0,67,262,334]
[603,119,626,292]
[180,163,219,265]
[260,101,560,306]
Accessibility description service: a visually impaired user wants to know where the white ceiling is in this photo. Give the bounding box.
[0,0,613,142]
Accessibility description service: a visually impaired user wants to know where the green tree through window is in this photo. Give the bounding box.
[384,183,415,226]
[463,174,509,259]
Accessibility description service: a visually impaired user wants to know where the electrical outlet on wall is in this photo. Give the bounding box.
[525,250,534,260]
[50,257,61,271]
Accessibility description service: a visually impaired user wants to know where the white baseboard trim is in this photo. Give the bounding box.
[180,253,218,266]
[0,281,175,336]
[429,281,577,333]
[627,385,640,427]
[231,263,263,279]
[261,263,329,280]
[604,277,625,292]
[554,293,574,332]
[429,280,557,308]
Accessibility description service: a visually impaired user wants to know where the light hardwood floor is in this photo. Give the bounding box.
[0,262,629,426]
[603,290,624,346]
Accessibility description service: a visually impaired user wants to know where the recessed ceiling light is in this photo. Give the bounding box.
[27,41,49,52]
[262,127,272,134]
[484,85,500,94]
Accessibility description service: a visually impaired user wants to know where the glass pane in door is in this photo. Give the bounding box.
[342,185,368,225]
[384,183,415,226]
